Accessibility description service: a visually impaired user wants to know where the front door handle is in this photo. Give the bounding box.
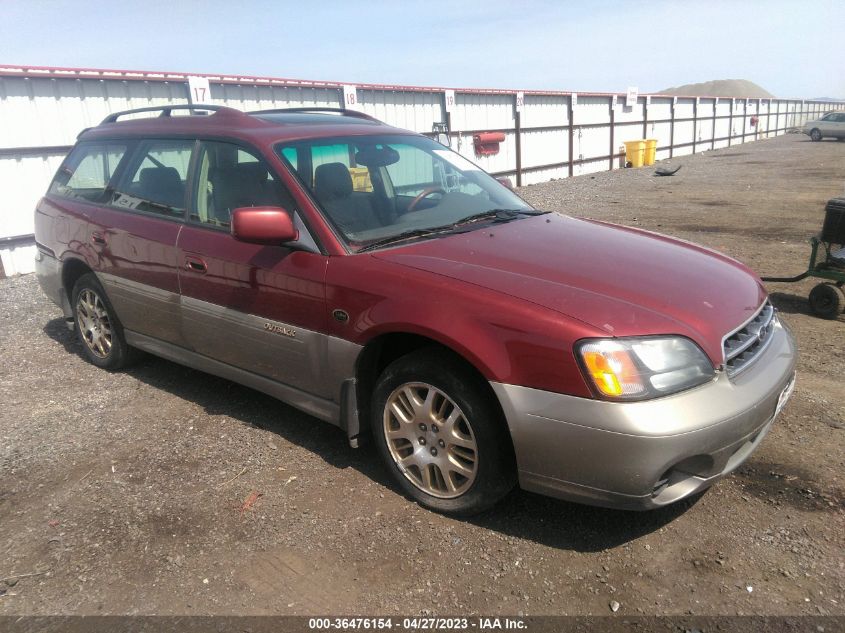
[91,231,106,245]
[184,256,207,274]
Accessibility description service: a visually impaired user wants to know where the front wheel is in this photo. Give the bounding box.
[371,349,516,516]
[72,273,138,369]
[810,128,822,142]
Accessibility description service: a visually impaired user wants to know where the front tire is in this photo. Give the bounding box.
[810,128,822,142]
[371,349,516,516]
[72,273,137,369]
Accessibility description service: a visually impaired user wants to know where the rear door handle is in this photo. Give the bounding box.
[184,256,207,274]
[91,231,106,245]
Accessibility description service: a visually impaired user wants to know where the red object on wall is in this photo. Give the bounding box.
[473,132,506,156]
[750,115,758,128]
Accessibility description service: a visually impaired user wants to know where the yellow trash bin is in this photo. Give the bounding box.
[624,140,646,168]
[644,139,658,166]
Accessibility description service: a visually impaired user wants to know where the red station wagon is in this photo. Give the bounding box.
[35,105,797,515]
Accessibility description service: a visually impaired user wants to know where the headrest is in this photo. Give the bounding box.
[314,162,353,199]
[139,166,181,190]
[234,162,269,184]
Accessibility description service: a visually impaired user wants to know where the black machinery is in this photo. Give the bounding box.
[761,197,845,319]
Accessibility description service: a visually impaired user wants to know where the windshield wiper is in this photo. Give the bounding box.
[357,226,457,252]
[357,209,549,253]
[452,208,549,226]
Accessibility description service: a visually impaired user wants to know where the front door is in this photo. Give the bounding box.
[176,140,332,398]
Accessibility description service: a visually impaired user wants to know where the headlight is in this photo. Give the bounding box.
[576,336,715,401]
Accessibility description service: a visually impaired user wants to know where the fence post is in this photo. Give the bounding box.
[642,97,648,140]
[766,100,772,138]
[711,98,717,150]
[728,99,733,147]
[609,97,615,171]
[692,99,698,154]
[669,99,675,158]
[567,95,574,178]
[514,97,523,187]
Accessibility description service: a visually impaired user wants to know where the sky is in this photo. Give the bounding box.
[1,0,842,98]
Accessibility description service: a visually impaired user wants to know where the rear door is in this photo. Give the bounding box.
[176,140,333,397]
[833,113,845,138]
[92,139,195,346]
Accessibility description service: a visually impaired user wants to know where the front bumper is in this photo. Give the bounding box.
[492,319,797,510]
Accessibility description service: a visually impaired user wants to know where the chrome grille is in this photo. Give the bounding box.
[722,301,776,377]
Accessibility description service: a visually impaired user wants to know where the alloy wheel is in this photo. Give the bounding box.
[383,382,478,498]
[76,288,113,358]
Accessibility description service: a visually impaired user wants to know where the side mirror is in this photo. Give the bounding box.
[231,207,299,245]
[496,177,514,190]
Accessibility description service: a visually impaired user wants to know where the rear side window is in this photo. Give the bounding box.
[49,143,128,202]
[109,140,195,217]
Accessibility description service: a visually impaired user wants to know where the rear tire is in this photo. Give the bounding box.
[808,282,841,319]
[371,348,516,516]
[810,128,822,142]
[71,273,138,369]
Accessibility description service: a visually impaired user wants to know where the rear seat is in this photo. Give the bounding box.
[137,166,185,209]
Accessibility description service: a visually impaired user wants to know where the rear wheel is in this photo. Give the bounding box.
[72,273,137,369]
[810,128,822,142]
[371,349,516,515]
[808,282,842,319]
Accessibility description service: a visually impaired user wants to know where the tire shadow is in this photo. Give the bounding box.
[43,316,699,552]
[767,291,812,315]
[468,487,703,552]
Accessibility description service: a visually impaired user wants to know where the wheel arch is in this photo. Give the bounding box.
[353,331,513,446]
[57,256,95,323]
[62,256,95,303]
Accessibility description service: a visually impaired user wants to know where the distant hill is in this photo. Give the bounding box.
[657,79,774,98]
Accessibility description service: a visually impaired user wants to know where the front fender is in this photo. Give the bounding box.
[326,255,599,397]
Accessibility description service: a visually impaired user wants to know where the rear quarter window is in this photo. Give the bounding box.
[49,143,128,202]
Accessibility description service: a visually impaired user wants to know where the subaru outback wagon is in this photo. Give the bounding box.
[35,104,796,515]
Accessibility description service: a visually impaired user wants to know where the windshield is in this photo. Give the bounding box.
[275,135,534,250]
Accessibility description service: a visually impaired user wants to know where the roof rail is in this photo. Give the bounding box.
[249,107,380,122]
[101,104,242,124]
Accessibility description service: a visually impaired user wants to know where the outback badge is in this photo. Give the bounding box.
[263,322,296,338]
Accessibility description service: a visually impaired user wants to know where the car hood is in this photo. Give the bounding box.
[372,214,767,365]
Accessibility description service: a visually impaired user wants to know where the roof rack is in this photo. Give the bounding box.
[101,104,242,124]
[249,107,380,122]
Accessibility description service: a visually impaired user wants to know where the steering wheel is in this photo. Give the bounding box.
[406,186,446,213]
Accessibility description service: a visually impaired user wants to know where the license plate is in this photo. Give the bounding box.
[775,374,796,416]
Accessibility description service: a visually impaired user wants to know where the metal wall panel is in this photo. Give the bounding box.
[521,95,569,128]
[521,128,568,169]
[577,95,611,125]
[358,89,444,133]
[450,93,514,131]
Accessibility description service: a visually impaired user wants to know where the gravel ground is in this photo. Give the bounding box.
[1,133,843,618]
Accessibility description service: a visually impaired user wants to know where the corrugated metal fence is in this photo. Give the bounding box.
[1,64,843,276]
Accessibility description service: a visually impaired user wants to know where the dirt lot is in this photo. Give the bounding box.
[1,133,843,618]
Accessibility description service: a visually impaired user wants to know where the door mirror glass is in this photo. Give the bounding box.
[231,207,299,245]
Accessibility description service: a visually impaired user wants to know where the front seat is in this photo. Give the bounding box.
[313,162,380,233]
